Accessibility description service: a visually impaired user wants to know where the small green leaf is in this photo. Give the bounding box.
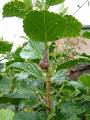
[0,40,12,54]
[10,62,43,79]
[82,32,90,39]
[3,0,27,18]
[23,10,65,42]
[79,74,90,87]
[57,58,90,71]
[0,109,14,120]
[51,70,66,84]
[49,42,56,53]
[23,0,32,10]
[46,0,65,6]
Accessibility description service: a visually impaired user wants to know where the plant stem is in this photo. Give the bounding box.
[45,69,52,111]
[45,42,52,111]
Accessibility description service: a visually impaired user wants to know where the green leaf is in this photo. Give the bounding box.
[0,77,11,95]
[51,70,66,84]
[66,115,80,120]
[13,84,35,98]
[60,100,86,115]
[46,0,65,6]
[0,109,14,120]
[79,74,90,87]
[82,95,90,101]
[82,31,90,39]
[15,71,29,80]
[69,81,85,91]
[0,40,12,54]
[23,10,65,42]
[0,97,25,105]
[61,83,75,98]
[23,0,33,10]
[23,11,82,42]
[20,41,45,59]
[12,79,44,98]
[14,111,47,120]
[62,15,82,37]
[49,42,56,53]
[3,0,27,18]
[10,62,43,79]
[6,47,24,67]
[57,58,90,71]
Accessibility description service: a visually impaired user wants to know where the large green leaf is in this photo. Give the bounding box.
[14,111,47,120]
[20,41,45,59]
[57,58,90,71]
[0,40,12,54]
[62,15,82,37]
[3,0,27,18]
[79,74,90,87]
[23,10,82,42]
[0,109,14,120]
[23,10,65,42]
[46,0,65,6]
[10,62,43,79]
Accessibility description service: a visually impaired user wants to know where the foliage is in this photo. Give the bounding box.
[62,15,82,37]
[1,0,90,120]
[79,74,90,87]
[10,62,43,79]
[23,10,65,42]
[23,11,82,42]
[3,0,27,18]
[82,31,90,39]
[14,111,47,120]
[0,109,14,120]
[23,0,33,10]
[46,0,65,6]
[20,40,45,59]
[57,57,90,70]
[0,39,12,54]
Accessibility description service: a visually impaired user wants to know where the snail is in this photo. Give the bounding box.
[39,48,49,70]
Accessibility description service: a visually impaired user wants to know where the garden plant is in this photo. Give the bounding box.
[0,0,90,119]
